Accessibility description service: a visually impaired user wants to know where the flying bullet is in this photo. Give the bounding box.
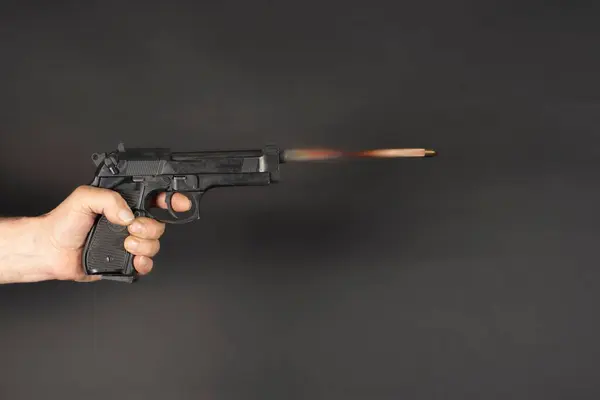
[356,148,437,158]
[281,148,437,162]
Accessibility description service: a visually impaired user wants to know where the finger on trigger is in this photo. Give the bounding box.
[155,192,192,212]
[128,217,166,239]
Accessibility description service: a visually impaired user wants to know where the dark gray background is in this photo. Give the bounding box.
[1,0,599,399]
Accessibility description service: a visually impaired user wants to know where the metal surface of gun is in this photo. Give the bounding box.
[83,143,436,282]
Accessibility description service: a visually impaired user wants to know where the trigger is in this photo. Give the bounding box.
[165,192,179,219]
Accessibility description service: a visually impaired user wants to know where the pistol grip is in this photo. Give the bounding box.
[81,175,203,282]
[82,185,143,283]
[82,214,136,282]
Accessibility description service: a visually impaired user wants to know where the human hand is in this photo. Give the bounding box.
[38,186,191,282]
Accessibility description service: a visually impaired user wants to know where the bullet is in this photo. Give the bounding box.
[281,148,437,162]
[356,148,436,158]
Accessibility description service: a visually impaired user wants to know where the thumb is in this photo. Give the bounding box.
[67,186,135,226]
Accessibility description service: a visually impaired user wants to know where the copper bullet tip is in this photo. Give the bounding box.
[424,149,437,157]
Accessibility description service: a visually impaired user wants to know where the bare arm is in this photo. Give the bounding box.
[0,186,190,284]
[0,217,53,283]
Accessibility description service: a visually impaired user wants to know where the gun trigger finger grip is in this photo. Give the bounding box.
[165,192,179,219]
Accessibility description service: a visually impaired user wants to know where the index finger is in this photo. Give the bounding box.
[154,192,192,212]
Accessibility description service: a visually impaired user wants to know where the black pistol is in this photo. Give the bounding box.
[83,143,436,282]
[83,143,282,283]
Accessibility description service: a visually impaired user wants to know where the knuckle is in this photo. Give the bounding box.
[110,191,123,204]
[152,221,166,236]
[149,240,160,255]
[141,219,164,237]
[73,185,91,197]
[124,236,135,248]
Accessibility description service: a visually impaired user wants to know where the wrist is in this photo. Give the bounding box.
[0,216,58,283]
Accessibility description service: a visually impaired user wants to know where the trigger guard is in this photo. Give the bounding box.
[148,191,201,224]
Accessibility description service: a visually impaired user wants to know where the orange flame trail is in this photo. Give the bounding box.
[282,148,436,162]
[355,149,436,158]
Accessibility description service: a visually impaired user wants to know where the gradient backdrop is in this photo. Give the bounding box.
[1,1,600,399]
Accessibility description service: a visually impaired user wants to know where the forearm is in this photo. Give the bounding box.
[0,217,55,283]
